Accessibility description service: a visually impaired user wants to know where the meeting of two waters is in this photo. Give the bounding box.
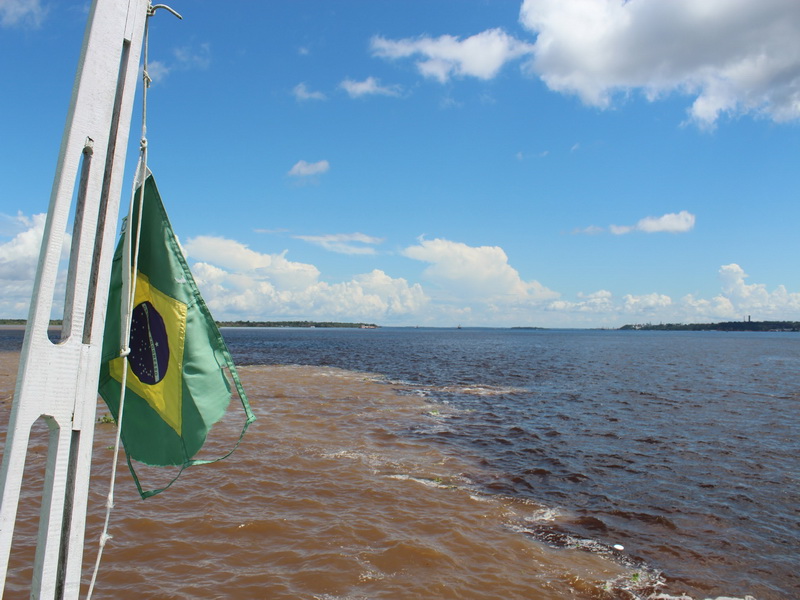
[0,327,796,598]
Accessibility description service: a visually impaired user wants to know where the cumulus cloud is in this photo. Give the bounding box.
[0,0,46,28]
[694,267,798,321]
[553,264,800,326]
[294,233,384,255]
[636,211,696,233]
[623,292,672,312]
[610,211,696,235]
[402,237,558,303]
[0,213,48,281]
[184,236,319,292]
[371,28,534,83]
[340,76,402,98]
[293,82,326,101]
[543,263,800,326]
[714,263,800,316]
[288,159,330,177]
[183,235,427,322]
[0,212,69,317]
[519,0,800,127]
[549,290,615,314]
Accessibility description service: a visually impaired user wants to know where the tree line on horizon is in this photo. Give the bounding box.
[620,320,799,332]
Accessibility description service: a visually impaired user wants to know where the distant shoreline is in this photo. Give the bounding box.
[2,319,798,332]
[620,320,799,332]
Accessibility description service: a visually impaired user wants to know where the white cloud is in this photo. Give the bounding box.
[0,212,69,317]
[331,270,429,318]
[184,236,319,292]
[637,211,695,233]
[549,290,614,314]
[543,264,800,326]
[340,76,402,98]
[371,28,534,83]
[610,210,695,235]
[146,60,171,84]
[623,292,672,312]
[608,224,632,235]
[402,237,558,304]
[715,263,800,316]
[294,233,384,255]
[293,82,326,101]
[0,213,47,281]
[0,0,46,28]
[560,264,800,325]
[288,159,330,177]
[519,0,800,127]
[183,235,427,323]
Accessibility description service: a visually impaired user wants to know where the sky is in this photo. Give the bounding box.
[1,0,799,328]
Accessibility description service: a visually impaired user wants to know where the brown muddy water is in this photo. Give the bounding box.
[2,355,639,599]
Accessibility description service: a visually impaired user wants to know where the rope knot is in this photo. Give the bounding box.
[119,346,131,358]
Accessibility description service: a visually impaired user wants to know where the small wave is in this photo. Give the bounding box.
[321,449,372,461]
[392,380,528,397]
[509,521,671,596]
[524,507,561,522]
[384,473,464,491]
[441,385,528,396]
[439,383,529,396]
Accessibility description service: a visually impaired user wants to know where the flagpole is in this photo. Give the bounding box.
[0,0,149,598]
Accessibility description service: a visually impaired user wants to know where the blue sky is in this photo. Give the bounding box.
[1,0,799,327]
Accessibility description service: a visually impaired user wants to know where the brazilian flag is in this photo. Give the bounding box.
[98,172,255,498]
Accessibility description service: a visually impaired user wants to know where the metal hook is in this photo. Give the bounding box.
[148,3,183,19]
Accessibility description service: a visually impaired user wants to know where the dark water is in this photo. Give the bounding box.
[222,326,799,599]
[0,326,797,599]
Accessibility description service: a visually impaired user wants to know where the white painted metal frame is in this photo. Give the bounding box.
[0,1,149,598]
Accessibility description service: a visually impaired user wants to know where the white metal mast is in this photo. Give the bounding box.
[0,0,149,597]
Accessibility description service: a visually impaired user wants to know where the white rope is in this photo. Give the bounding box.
[85,158,146,600]
[85,3,160,595]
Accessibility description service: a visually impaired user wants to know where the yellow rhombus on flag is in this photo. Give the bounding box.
[108,272,186,435]
[98,171,255,498]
